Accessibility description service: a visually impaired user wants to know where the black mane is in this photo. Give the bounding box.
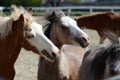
[90,44,120,80]
[44,10,65,39]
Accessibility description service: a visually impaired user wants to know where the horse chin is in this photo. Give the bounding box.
[41,50,58,62]
[81,42,89,48]
[73,41,89,48]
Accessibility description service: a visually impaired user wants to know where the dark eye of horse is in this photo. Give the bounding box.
[110,52,120,60]
[61,25,68,29]
[24,27,28,31]
[110,53,116,59]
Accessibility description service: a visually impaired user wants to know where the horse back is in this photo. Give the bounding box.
[76,12,117,30]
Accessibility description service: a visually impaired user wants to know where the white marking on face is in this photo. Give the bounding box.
[26,22,59,55]
[60,16,89,41]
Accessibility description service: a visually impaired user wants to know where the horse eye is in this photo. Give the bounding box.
[62,25,67,29]
[24,27,28,31]
[24,27,32,32]
[110,53,117,59]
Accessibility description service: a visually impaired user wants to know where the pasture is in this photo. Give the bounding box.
[14,17,110,80]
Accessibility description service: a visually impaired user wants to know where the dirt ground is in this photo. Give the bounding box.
[14,17,111,80]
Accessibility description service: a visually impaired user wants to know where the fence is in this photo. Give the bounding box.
[1,6,120,16]
[31,6,120,16]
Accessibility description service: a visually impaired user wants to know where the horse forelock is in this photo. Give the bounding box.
[11,5,34,27]
[0,17,13,39]
[44,10,65,39]
[45,10,65,22]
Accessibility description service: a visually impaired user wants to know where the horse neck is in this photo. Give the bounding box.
[38,57,60,80]
[38,51,69,80]
[79,46,107,80]
[77,16,96,29]
[0,21,23,67]
[50,22,63,48]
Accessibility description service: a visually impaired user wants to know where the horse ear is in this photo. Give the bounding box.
[28,7,32,15]
[18,14,24,22]
[10,4,16,13]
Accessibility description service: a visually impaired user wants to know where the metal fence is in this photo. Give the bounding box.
[31,6,120,16]
[1,6,120,16]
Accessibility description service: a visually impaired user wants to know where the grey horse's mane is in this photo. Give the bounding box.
[44,10,65,39]
[82,30,119,80]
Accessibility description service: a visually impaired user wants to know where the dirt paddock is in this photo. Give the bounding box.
[14,17,111,80]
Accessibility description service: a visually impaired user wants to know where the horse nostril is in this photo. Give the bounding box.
[26,34,34,39]
[52,52,57,58]
[82,37,87,42]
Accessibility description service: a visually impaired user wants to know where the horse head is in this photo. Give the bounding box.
[44,10,90,48]
[11,5,60,62]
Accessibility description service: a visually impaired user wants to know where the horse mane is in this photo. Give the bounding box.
[90,43,120,80]
[0,17,13,39]
[102,30,119,43]
[44,10,65,39]
[82,30,119,80]
[45,10,65,22]
[11,5,34,21]
[0,5,34,39]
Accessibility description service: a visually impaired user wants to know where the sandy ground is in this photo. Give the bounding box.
[14,17,111,80]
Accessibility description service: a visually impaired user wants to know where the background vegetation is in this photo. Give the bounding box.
[0,0,82,7]
[0,0,42,7]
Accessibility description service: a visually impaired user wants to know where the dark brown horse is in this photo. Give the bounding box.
[37,10,89,80]
[76,12,120,44]
[0,5,60,80]
[78,31,120,80]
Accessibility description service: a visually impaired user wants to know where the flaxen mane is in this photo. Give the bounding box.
[11,5,34,27]
[0,17,13,39]
[0,5,34,39]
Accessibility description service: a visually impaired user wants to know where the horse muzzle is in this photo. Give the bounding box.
[75,37,89,48]
[41,50,59,62]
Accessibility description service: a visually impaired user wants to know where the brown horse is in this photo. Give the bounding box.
[0,5,60,80]
[78,31,120,80]
[37,10,89,80]
[76,12,120,44]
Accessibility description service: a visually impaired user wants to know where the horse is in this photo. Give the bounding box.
[78,31,120,80]
[43,10,90,48]
[0,5,60,80]
[37,10,89,80]
[76,12,120,44]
